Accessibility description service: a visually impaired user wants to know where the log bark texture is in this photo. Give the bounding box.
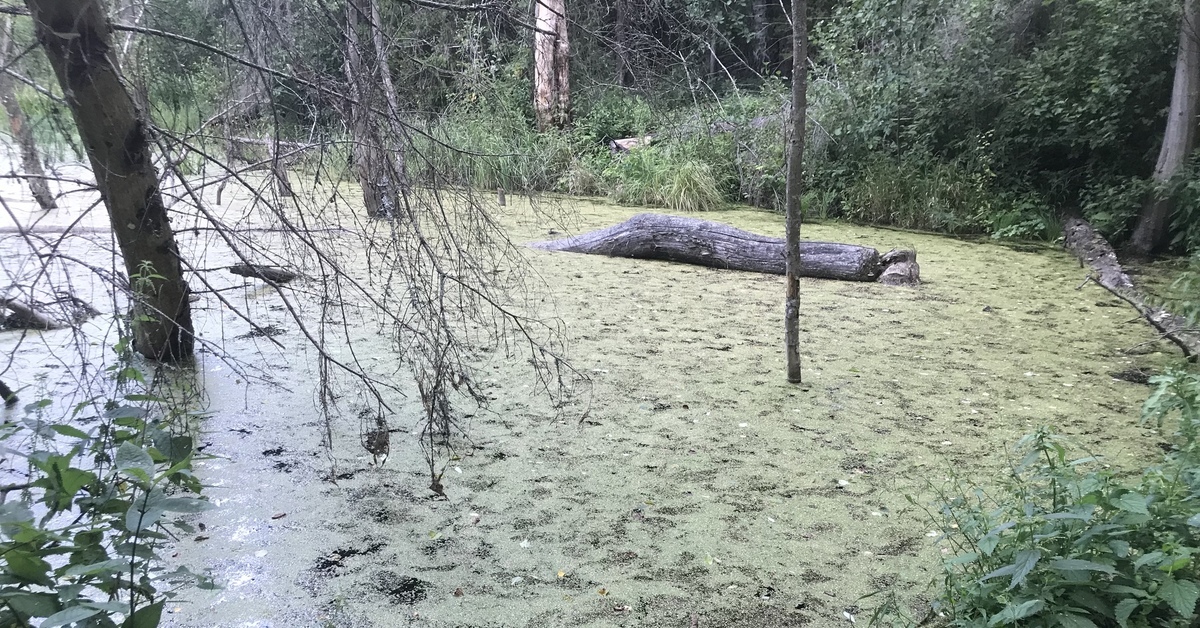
[1064,217,1199,360]
[530,213,918,284]
[229,264,298,284]
[0,379,15,406]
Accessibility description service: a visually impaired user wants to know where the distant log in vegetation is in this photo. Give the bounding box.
[228,264,299,284]
[1064,217,1200,360]
[530,213,919,285]
[0,380,15,406]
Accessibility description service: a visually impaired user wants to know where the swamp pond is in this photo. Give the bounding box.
[0,170,1180,627]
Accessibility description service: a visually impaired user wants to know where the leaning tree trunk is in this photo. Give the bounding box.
[530,213,919,284]
[368,0,408,190]
[26,0,193,361]
[784,0,808,383]
[1130,0,1200,257]
[0,18,55,210]
[533,0,570,130]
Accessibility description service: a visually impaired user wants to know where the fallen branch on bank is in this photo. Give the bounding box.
[1063,217,1199,360]
[529,213,920,286]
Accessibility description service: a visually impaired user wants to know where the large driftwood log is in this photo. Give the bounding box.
[1064,217,1199,360]
[530,213,919,285]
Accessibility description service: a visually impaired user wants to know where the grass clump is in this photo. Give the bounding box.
[603,145,726,212]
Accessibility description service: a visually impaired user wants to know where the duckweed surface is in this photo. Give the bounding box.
[0,182,1178,627]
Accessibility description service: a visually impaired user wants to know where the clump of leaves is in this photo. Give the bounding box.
[912,367,1200,627]
[0,341,213,627]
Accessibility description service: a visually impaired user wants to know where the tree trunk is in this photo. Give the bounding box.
[753,0,770,73]
[368,0,408,190]
[343,0,393,217]
[529,213,919,284]
[0,18,55,210]
[784,0,808,382]
[533,0,569,130]
[1130,0,1200,256]
[26,0,194,361]
[614,0,631,87]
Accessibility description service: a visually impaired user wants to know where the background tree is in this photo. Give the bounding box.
[0,17,55,210]
[1131,0,1200,256]
[533,0,570,130]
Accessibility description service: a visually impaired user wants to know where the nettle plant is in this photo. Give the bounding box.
[0,336,213,627]
[921,368,1200,628]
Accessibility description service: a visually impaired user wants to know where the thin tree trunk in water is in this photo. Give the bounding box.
[343,0,390,216]
[0,18,55,210]
[26,0,194,361]
[368,0,407,190]
[1131,0,1200,256]
[784,0,808,384]
[533,0,569,130]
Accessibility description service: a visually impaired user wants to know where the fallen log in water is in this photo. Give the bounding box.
[1,298,64,330]
[1063,217,1199,360]
[228,264,299,284]
[529,213,919,285]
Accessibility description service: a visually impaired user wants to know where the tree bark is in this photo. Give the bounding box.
[26,0,194,361]
[368,0,408,190]
[784,0,808,382]
[0,18,55,210]
[343,0,402,217]
[1130,0,1200,256]
[1065,217,1200,360]
[753,0,770,73]
[529,214,919,285]
[533,0,569,130]
[614,0,630,87]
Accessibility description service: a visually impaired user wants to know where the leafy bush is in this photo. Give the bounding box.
[910,367,1200,628]
[0,339,212,627]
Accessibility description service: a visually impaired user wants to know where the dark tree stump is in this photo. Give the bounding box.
[530,213,919,285]
[0,380,15,406]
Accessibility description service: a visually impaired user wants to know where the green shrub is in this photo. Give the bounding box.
[841,151,992,233]
[602,145,726,212]
[908,367,1200,628]
[0,336,212,627]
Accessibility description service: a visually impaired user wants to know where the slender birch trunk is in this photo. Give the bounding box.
[784,0,808,384]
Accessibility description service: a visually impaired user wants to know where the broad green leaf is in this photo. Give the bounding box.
[1048,559,1116,574]
[115,442,154,478]
[104,405,147,420]
[1008,549,1041,589]
[1187,513,1200,527]
[123,601,163,628]
[1134,551,1165,570]
[988,599,1044,626]
[126,504,166,533]
[1054,613,1098,628]
[0,502,33,524]
[6,550,54,586]
[977,534,999,556]
[1159,578,1200,618]
[63,558,128,577]
[5,592,60,617]
[1114,492,1149,515]
[41,605,101,628]
[49,424,89,440]
[1114,598,1138,628]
